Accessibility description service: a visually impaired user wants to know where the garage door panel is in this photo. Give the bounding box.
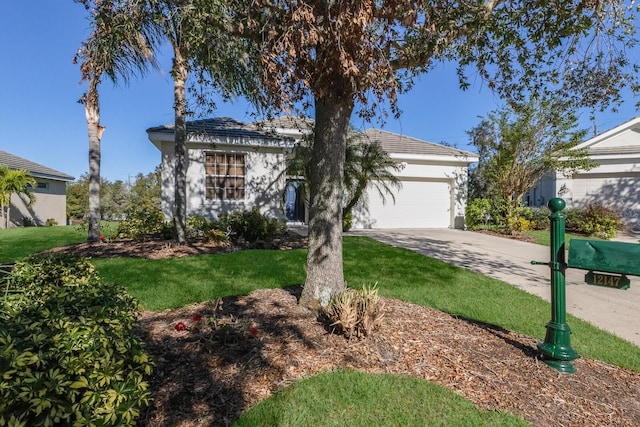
[364,180,451,229]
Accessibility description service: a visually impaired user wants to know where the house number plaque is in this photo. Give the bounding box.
[584,271,630,290]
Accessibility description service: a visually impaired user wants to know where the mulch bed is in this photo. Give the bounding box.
[47,236,640,427]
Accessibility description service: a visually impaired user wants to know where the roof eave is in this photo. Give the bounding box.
[147,130,295,150]
[390,152,479,164]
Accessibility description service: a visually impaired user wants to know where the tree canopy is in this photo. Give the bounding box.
[75,0,161,242]
[230,0,640,309]
[79,0,640,310]
[467,98,595,220]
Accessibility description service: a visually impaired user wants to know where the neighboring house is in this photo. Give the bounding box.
[147,117,478,229]
[0,150,74,227]
[527,116,640,232]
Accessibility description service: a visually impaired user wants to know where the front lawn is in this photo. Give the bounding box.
[526,229,600,248]
[3,226,639,426]
[91,236,640,372]
[0,225,86,262]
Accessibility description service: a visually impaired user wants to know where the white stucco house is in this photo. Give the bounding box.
[527,116,640,232]
[147,116,478,229]
[0,150,74,227]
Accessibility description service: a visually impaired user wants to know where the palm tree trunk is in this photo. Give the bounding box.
[299,95,352,310]
[172,46,189,244]
[85,78,102,243]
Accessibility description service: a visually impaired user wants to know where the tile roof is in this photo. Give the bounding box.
[252,115,315,134]
[361,129,478,158]
[147,117,286,141]
[588,146,640,156]
[0,150,74,181]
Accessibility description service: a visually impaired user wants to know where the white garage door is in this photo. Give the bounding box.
[365,179,452,229]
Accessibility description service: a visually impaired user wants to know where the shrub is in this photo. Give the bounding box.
[343,211,353,232]
[186,214,215,239]
[45,218,58,227]
[324,284,385,339]
[0,254,153,426]
[564,208,584,233]
[507,216,534,233]
[208,228,231,244]
[117,208,173,240]
[216,207,287,245]
[581,203,622,239]
[530,206,551,230]
[465,198,493,229]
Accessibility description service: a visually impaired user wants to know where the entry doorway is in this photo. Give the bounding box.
[284,180,306,223]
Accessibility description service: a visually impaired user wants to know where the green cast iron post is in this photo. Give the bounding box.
[535,198,578,374]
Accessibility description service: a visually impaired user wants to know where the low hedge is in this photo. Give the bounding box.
[0,254,153,426]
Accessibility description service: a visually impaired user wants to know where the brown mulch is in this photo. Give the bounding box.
[48,236,640,427]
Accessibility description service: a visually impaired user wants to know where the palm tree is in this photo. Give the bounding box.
[286,131,401,230]
[75,0,160,242]
[146,0,266,244]
[0,166,36,229]
[342,136,402,224]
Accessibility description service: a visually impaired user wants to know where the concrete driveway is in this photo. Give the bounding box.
[351,228,640,347]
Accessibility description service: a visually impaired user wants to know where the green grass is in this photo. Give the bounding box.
[92,249,307,311]
[234,370,529,427]
[4,226,640,424]
[89,236,640,371]
[526,229,596,248]
[0,225,86,262]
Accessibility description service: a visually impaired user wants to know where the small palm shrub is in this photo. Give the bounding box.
[324,284,385,339]
[216,207,287,245]
[0,254,153,426]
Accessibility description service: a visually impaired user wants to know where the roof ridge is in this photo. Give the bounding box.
[0,150,74,181]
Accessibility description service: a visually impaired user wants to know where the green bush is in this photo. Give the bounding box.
[117,208,173,240]
[0,254,153,426]
[216,207,287,245]
[343,211,353,232]
[186,215,230,243]
[45,218,58,227]
[465,198,493,229]
[581,203,622,239]
[564,208,584,233]
[530,206,551,230]
[506,215,534,233]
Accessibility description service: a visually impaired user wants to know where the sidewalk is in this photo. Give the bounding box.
[351,228,640,347]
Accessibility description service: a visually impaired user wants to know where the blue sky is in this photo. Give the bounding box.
[1,2,638,182]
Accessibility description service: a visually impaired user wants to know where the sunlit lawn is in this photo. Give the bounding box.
[4,226,640,425]
[0,225,86,262]
[86,236,640,372]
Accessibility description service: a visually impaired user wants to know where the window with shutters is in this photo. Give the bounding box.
[205,153,246,200]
